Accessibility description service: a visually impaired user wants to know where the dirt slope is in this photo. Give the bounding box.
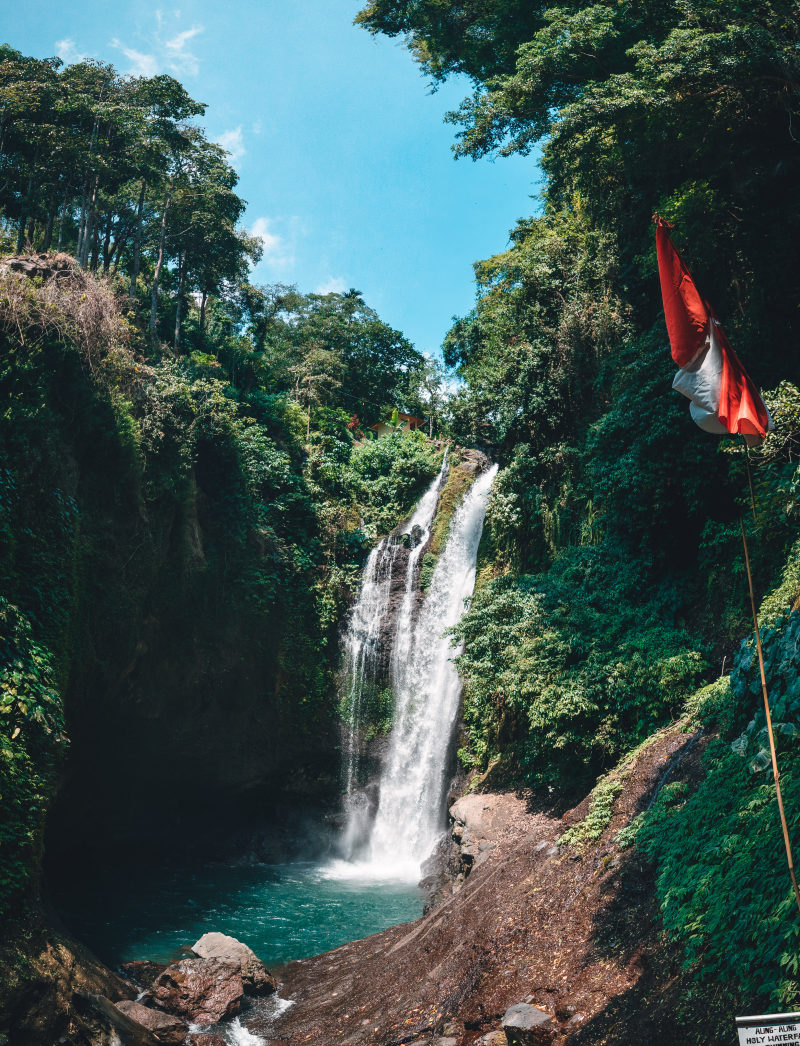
[261,721,734,1046]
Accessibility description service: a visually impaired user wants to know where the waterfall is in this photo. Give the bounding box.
[335,456,496,879]
[368,464,498,873]
[339,456,448,856]
[341,539,402,797]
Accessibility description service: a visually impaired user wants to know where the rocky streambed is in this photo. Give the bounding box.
[2,718,719,1045]
[250,718,711,1046]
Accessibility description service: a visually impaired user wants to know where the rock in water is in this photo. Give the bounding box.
[115,1000,188,1044]
[150,958,243,1025]
[119,960,167,991]
[191,931,277,995]
[502,1003,556,1045]
[185,1035,227,1046]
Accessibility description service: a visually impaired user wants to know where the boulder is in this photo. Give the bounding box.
[149,958,243,1025]
[191,932,277,995]
[115,999,188,1044]
[475,1033,508,1046]
[502,1003,556,1045]
[119,960,167,991]
[71,994,162,1045]
[185,1035,228,1046]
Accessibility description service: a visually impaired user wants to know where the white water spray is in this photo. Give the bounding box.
[339,457,449,858]
[368,464,497,872]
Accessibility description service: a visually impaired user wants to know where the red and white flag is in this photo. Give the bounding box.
[654,216,773,447]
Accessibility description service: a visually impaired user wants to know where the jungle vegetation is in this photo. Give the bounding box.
[359,0,800,1016]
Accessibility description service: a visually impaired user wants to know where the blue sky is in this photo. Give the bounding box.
[11,0,542,356]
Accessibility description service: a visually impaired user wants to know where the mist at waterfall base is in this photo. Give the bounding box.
[53,459,495,1019]
[336,460,498,882]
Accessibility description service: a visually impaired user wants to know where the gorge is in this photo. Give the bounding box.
[4,1,800,1041]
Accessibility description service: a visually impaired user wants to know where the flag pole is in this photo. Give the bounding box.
[739,511,800,915]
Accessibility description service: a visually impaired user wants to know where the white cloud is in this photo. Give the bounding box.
[249,217,297,276]
[55,38,87,65]
[216,126,246,163]
[111,11,203,79]
[315,277,347,295]
[164,25,203,76]
[250,217,283,255]
[111,38,160,77]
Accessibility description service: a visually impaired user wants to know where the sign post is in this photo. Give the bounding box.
[737,1013,800,1045]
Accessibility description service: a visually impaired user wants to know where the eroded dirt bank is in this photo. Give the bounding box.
[266,720,735,1046]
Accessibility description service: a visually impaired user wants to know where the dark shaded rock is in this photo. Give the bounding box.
[191,932,277,996]
[71,993,162,1045]
[0,931,137,1045]
[115,999,188,1044]
[119,960,167,991]
[150,958,243,1025]
[502,1003,556,1045]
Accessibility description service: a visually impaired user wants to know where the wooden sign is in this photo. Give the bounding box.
[737,1013,800,1045]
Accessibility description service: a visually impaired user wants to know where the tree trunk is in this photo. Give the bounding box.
[56,184,69,251]
[102,212,113,274]
[173,251,187,351]
[149,188,172,343]
[129,179,146,298]
[200,289,208,338]
[79,174,100,269]
[42,190,57,252]
[90,220,100,273]
[16,173,34,253]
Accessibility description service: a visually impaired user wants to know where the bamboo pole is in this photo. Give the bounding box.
[739,515,800,915]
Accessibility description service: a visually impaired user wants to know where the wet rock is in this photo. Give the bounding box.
[192,932,277,995]
[150,958,243,1025]
[119,960,167,991]
[502,1003,556,1045]
[115,999,188,1044]
[185,1035,227,1046]
[71,994,162,1045]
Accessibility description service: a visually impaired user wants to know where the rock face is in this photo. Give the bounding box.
[191,931,277,996]
[119,960,167,991]
[71,994,162,1045]
[149,958,243,1025]
[501,1003,556,1045]
[115,999,188,1044]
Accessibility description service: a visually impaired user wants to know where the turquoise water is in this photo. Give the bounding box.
[55,859,423,968]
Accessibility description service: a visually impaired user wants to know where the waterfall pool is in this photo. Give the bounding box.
[53,858,424,969]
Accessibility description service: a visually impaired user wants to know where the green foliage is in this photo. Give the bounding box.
[0,599,66,918]
[419,551,437,593]
[0,253,440,918]
[454,548,707,792]
[560,776,623,850]
[611,612,800,1009]
[358,0,800,1019]
[339,680,395,742]
[345,431,441,535]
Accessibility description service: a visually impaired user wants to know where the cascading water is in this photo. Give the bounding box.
[339,455,449,857]
[368,464,498,874]
[334,457,497,879]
